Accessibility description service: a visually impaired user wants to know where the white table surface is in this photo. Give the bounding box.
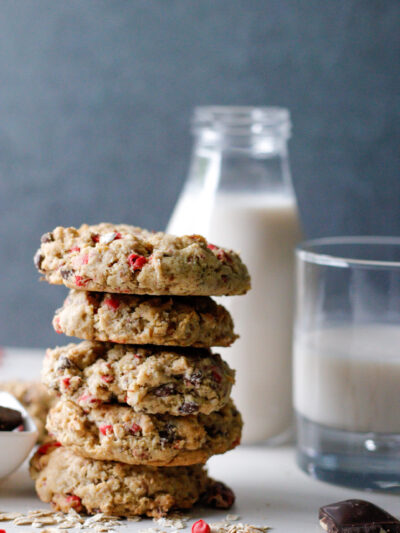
[1,348,399,532]
[1,446,400,533]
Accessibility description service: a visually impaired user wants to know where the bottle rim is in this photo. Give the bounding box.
[192,106,291,137]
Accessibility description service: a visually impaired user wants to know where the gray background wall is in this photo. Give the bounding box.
[0,0,399,348]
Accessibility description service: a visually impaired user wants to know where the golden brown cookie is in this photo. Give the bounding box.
[46,399,242,466]
[34,223,250,296]
[30,443,208,517]
[42,341,235,416]
[53,290,237,348]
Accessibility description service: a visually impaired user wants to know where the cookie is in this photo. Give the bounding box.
[30,443,208,517]
[46,399,242,466]
[34,223,250,296]
[42,341,234,416]
[53,290,237,348]
[0,381,55,442]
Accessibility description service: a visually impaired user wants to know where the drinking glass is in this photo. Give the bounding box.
[294,237,400,491]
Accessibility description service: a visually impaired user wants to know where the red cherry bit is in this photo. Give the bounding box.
[192,520,211,533]
[81,253,89,265]
[75,275,89,287]
[54,317,62,334]
[128,254,148,271]
[99,424,113,436]
[37,441,62,455]
[66,494,81,503]
[104,296,120,310]
[211,367,222,383]
[130,423,142,434]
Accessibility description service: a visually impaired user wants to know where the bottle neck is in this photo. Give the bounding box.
[187,106,294,197]
[193,130,289,156]
[187,133,293,197]
[192,106,291,155]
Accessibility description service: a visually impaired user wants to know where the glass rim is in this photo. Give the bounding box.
[296,236,400,269]
[191,106,291,137]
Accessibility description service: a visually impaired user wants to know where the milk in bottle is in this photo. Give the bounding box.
[167,107,302,443]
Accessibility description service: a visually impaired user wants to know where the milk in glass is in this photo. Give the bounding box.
[294,324,400,433]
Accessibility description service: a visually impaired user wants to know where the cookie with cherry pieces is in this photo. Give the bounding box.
[34,223,251,296]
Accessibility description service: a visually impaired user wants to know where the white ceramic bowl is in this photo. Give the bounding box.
[0,391,39,480]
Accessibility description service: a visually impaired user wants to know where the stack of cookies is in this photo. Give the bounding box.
[30,223,250,518]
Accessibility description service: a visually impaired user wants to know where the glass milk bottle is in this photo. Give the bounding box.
[167,107,302,444]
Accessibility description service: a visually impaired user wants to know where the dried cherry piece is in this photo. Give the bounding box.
[130,423,142,435]
[75,275,90,287]
[37,441,62,455]
[54,317,62,334]
[79,393,101,405]
[65,494,82,511]
[99,424,113,436]
[128,254,148,271]
[104,296,120,310]
[217,250,233,263]
[211,367,222,383]
[66,494,81,503]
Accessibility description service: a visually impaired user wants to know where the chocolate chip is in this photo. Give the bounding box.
[158,423,176,445]
[57,356,74,370]
[0,405,23,431]
[202,480,235,510]
[188,370,203,386]
[41,232,54,243]
[153,383,176,397]
[179,401,199,414]
[205,424,222,439]
[60,269,73,280]
[34,251,44,270]
[86,292,102,307]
